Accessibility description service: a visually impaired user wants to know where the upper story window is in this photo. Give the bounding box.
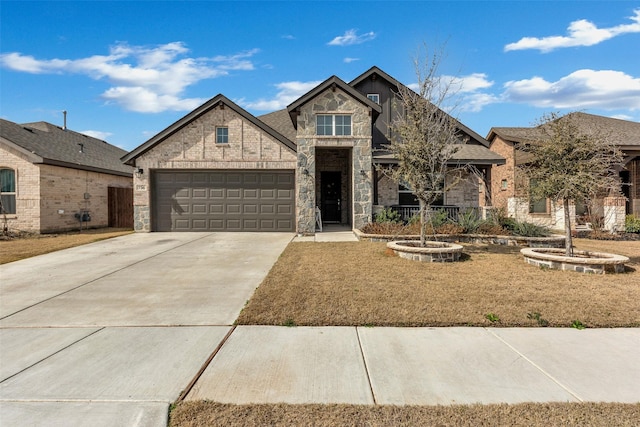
[0,168,16,215]
[316,114,351,136]
[367,93,380,104]
[216,127,229,144]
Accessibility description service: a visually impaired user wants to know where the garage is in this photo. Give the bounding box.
[152,170,295,232]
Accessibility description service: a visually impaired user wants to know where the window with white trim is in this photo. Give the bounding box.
[0,168,16,214]
[367,93,380,104]
[316,114,351,136]
[216,127,229,144]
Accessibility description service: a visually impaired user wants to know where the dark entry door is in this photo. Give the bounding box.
[321,171,341,223]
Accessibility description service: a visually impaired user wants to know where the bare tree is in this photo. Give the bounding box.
[382,45,469,247]
[522,112,623,256]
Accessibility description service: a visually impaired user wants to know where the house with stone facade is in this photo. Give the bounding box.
[0,119,133,233]
[487,112,640,232]
[122,66,504,234]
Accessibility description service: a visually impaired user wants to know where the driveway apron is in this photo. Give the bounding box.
[0,232,292,427]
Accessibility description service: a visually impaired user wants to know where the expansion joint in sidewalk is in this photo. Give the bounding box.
[355,327,378,405]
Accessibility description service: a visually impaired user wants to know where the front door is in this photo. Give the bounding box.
[321,171,341,223]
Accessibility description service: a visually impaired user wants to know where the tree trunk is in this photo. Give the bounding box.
[420,199,427,247]
[563,198,573,256]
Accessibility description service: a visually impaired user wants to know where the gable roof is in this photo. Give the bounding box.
[122,94,296,165]
[286,75,382,127]
[351,66,493,149]
[487,112,640,150]
[0,118,132,176]
[349,65,402,89]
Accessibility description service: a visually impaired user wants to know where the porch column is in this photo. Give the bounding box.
[296,144,316,235]
[604,196,626,232]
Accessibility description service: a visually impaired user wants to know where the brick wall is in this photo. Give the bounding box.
[0,144,132,233]
[39,165,132,233]
[489,136,515,210]
[1,145,40,232]
[133,105,297,231]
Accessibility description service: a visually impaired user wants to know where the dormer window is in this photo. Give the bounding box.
[316,115,351,136]
[367,93,380,104]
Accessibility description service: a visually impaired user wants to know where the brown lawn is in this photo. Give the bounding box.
[236,238,640,328]
[169,402,640,427]
[0,228,133,264]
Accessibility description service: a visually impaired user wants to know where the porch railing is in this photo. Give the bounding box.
[391,205,464,222]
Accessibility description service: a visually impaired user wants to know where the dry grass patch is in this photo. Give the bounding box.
[236,239,640,328]
[0,228,133,264]
[169,402,640,427]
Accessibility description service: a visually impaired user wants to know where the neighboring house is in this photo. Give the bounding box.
[0,119,134,233]
[122,66,504,234]
[487,112,640,231]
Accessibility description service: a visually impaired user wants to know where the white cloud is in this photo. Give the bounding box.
[503,69,640,110]
[505,9,640,52]
[328,29,376,46]
[80,130,113,140]
[102,86,206,113]
[0,42,259,113]
[243,80,323,111]
[343,57,360,63]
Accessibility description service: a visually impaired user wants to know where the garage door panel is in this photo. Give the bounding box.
[153,170,294,232]
[226,189,241,199]
[209,204,224,214]
[192,188,208,198]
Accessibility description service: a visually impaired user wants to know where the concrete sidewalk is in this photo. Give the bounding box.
[186,326,640,405]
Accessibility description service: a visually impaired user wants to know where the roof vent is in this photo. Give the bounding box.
[63,110,67,130]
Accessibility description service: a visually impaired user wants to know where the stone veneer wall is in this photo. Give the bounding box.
[132,105,297,231]
[294,88,373,234]
[315,148,350,224]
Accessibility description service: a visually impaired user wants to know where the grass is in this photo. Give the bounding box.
[0,228,133,264]
[236,239,640,328]
[169,402,640,427]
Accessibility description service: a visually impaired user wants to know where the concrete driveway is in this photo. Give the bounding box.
[0,232,292,426]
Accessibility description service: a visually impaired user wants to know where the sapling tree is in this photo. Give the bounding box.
[382,45,470,247]
[521,112,623,256]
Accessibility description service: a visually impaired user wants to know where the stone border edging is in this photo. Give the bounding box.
[387,240,464,262]
[354,229,566,248]
[521,248,630,274]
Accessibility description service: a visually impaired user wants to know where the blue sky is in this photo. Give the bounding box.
[1,1,639,151]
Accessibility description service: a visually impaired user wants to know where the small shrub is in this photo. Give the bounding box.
[511,221,551,237]
[456,208,483,233]
[360,222,405,235]
[476,221,507,235]
[429,209,450,228]
[625,215,640,233]
[435,223,464,234]
[375,207,402,224]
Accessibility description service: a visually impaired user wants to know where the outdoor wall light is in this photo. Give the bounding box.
[360,169,367,176]
[136,167,144,176]
[302,169,309,175]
